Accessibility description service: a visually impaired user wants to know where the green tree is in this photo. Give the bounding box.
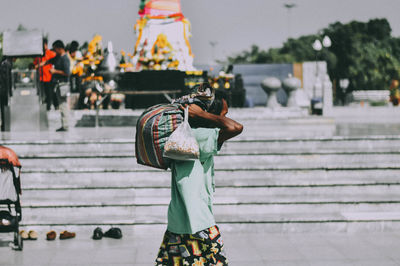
[228,18,400,91]
[347,42,400,90]
[323,18,400,90]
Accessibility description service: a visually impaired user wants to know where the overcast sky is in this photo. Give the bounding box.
[1,0,400,64]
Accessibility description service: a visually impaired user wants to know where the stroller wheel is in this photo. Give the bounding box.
[13,232,23,251]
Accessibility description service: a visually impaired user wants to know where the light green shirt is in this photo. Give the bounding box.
[167,128,220,234]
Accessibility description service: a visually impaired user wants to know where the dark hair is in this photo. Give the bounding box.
[208,89,228,115]
[43,38,48,45]
[70,41,79,53]
[52,40,65,49]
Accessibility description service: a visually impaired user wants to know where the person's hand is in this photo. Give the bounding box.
[49,68,56,74]
[180,104,206,119]
[220,98,228,117]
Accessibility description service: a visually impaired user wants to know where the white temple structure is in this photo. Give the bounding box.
[131,0,195,71]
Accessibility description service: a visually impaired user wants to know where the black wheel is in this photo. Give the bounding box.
[13,232,23,251]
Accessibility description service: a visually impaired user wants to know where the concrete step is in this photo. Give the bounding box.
[51,108,335,136]
[17,222,400,235]
[220,139,400,155]
[20,186,400,207]
[20,169,400,190]
[3,119,337,141]
[7,141,135,157]
[19,205,400,226]
[75,114,138,127]
[18,153,400,172]
[49,106,313,122]
[6,137,400,157]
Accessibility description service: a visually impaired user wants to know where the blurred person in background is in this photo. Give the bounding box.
[68,40,83,94]
[40,40,71,131]
[50,40,71,131]
[34,38,56,111]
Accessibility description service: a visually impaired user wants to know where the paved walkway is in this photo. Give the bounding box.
[1,230,400,266]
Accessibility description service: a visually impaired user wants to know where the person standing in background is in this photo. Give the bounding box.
[67,41,83,94]
[34,38,56,111]
[40,40,71,131]
[50,40,71,132]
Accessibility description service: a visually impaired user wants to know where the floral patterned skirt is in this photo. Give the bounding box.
[155,225,228,266]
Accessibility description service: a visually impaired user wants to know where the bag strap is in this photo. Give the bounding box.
[184,106,189,123]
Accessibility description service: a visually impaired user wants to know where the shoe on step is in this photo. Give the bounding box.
[28,230,38,240]
[46,230,56,241]
[104,228,122,239]
[92,227,103,240]
[56,127,67,132]
[19,230,29,240]
[60,230,76,240]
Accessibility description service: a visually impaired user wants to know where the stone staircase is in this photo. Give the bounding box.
[4,126,400,233]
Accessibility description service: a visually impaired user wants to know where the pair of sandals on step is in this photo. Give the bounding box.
[92,227,122,240]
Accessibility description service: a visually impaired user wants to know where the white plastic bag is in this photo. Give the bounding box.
[164,106,200,161]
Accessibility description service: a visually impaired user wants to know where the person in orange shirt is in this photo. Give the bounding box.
[34,38,56,110]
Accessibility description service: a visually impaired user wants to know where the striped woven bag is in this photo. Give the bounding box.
[135,104,183,169]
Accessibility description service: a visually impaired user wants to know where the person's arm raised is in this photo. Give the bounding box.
[49,68,68,76]
[184,104,243,145]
